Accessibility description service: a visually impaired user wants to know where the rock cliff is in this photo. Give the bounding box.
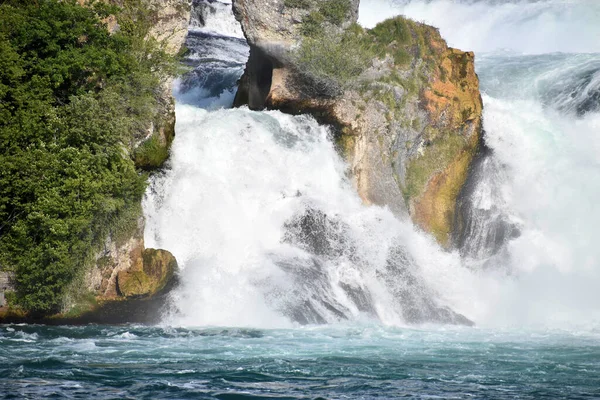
[135,0,192,170]
[72,1,190,167]
[73,0,189,318]
[84,0,190,307]
[233,0,483,248]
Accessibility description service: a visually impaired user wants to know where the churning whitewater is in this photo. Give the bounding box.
[145,104,481,327]
[143,0,600,330]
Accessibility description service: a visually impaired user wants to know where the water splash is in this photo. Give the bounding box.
[144,106,476,327]
[189,0,244,38]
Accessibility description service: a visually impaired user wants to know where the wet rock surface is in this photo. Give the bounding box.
[233,0,484,248]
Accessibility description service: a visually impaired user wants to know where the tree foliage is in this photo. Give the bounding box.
[0,0,174,313]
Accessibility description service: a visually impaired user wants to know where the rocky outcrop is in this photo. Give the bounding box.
[0,0,189,322]
[233,0,483,248]
[86,215,177,301]
[87,216,146,299]
[87,0,189,299]
[117,249,178,297]
[233,0,360,108]
[233,0,359,53]
[74,0,189,318]
[148,0,192,56]
[76,0,190,170]
[134,0,192,170]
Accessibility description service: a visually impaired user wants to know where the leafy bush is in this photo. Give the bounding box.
[0,0,175,314]
[300,11,325,37]
[298,0,352,37]
[370,17,412,47]
[319,0,351,25]
[295,24,373,97]
[369,17,439,67]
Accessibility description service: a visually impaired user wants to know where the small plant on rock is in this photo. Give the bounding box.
[295,24,373,97]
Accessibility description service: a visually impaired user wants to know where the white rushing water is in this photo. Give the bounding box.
[145,105,484,327]
[144,0,600,330]
[189,0,244,38]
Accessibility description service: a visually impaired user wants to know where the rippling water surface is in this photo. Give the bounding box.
[2,324,600,399]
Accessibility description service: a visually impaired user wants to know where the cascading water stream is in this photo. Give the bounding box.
[143,0,600,329]
[359,0,600,54]
[145,104,480,327]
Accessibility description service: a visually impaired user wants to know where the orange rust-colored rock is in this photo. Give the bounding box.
[423,49,482,129]
[412,132,480,247]
[410,46,483,247]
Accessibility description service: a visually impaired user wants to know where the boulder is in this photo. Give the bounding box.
[117,249,178,298]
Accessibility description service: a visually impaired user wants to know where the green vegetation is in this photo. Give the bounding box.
[300,11,326,37]
[4,291,17,308]
[368,17,436,67]
[319,0,352,25]
[297,0,352,37]
[0,0,176,314]
[296,24,373,96]
[134,134,170,170]
[295,11,438,99]
[284,0,312,9]
[370,17,411,44]
[358,17,442,135]
[60,290,98,318]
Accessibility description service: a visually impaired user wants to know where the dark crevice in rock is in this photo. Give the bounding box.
[234,46,274,109]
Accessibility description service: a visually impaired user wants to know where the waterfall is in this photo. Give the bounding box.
[4,1,600,398]
[358,0,600,54]
[143,0,600,329]
[144,0,480,328]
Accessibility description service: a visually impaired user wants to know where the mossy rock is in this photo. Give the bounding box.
[117,249,177,298]
[133,110,176,171]
[133,133,170,170]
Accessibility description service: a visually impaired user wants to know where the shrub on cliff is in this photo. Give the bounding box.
[297,0,353,37]
[295,24,372,97]
[0,0,176,313]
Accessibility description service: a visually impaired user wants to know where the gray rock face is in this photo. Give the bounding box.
[136,0,192,169]
[277,207,473,326]
[148,0,192,56]
[233,0,359,108]
[0,272,12,307]
[233,0,484,249]
[233,0,359,58]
